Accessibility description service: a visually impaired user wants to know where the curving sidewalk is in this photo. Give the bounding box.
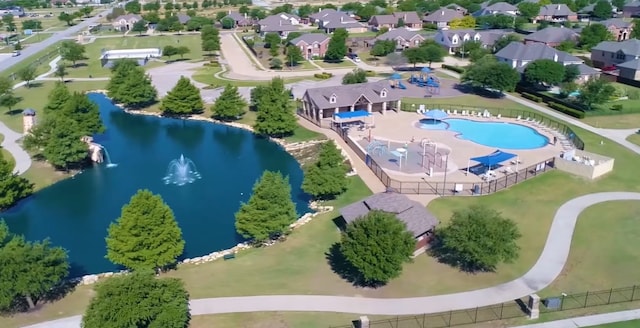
[0,121,31,175]
[20,192,640,328]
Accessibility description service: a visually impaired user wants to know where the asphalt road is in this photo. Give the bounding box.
[0,8,113,73]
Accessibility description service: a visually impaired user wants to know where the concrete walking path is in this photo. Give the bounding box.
[513,308,640,328]
[19,192,640,328]
[0,121,31,175]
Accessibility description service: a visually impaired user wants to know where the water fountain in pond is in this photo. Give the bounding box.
[163,154,201,186]
[100,146,118,168]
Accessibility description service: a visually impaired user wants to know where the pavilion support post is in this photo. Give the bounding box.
[350,105,355,112]
[367,103,372,114]
[381,101,387,114]
[334,107,339,114]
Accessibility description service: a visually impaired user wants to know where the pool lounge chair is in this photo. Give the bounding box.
[524,117,531,122]
[447,110,452,115]
[453,110,458,115]
[516,115,521,120]
[497,114,502,119]
[477,112,482,117]
[470,111,476,116]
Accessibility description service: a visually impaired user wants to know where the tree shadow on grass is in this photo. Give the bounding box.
[5,109,23,116]
[427,237,493,274]
[325,243,387,288]
[453,83,505,99]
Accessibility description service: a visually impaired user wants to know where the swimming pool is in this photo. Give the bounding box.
[417,118,549,149]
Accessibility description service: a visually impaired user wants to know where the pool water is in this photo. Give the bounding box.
[418,118,549,149]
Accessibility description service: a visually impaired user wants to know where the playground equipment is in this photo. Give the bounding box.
[388,73,407,89]
[366,140,389,156]
[408,67,440,94]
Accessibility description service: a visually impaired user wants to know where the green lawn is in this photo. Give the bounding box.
[592,319,640,327]
[21,33,53,45]
[582,113,640,129]
[0,42,60,79]
[0,134,15,169]
[313,59,356,69]
[191,65,321,87]
[64,35,204,78]
[4,81,109,133]
[627,133,640,146]
[403,94,534,113]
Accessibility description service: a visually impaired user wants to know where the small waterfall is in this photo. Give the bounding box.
[101,146,118,168]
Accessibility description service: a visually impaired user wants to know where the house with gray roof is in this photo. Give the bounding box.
[473,2,518,17]
[176,13,191,25]
[257,14,300,37]
[617,58,640,79]
[435,29,510,54]
[497,42,599,82]
[315,11,367,33]
[289,33,331,59]
[300,81,404,127]
[112,14,143,31]
[423,7,465,29]
[223,11,253,27]
[446,3,468,14]
[367,28,426,49]
[594,18,634,41]
[340,192,439,252]
[591,38,640,68]
[534,4,578,23]
[524,26,579,47]
[368,12,423,30]
[623,0,640,17]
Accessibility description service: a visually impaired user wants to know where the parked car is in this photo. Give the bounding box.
[12,50,20,57]
[602,65,617,72]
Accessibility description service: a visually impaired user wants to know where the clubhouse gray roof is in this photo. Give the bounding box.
[423,8,464,23]
[289,33,330,45]
[594,18,633,29]
[524,27,579,44]
[340,192,439,238]
[374,28,425,42]
[303,80,402,110]
[592,39,640,55]
[538,4,576,16]
[496,42,582,63]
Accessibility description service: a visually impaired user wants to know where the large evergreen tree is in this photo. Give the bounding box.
[107,60,157,109]
[235,171,297,243]
[43,82,71,115]
[211,84,246,120]
[0,220,69,311]
[462,55,520,93]
[107,59,140,102]
[106,190,185,272]
[0,153,34,210]
[324,28,348,62]
[82,272,190,328]
[42,117,90,170]
[302,141,348,200]
[253,77,297,137]
[62,92,104,135]
[160,76,204,116]
[524,59,566,86]
[339,211,415,286]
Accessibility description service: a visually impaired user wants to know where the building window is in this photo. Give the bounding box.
[452,36,458,44]
[381,89,387,97]
[616,53,625,60]
[329,94,337,104]
[602,51,605,56]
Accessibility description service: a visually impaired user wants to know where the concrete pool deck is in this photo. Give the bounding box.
[347,111,564,185]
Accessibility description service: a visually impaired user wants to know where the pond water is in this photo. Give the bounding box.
[3,93,310,276]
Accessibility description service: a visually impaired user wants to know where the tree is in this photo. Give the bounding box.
[235,171,297,243]
[563,64,580,83]
[421,43,446,67]
[2,14,16,31]
[449,16,476,29]
[370,40,395,57]
[17,66,36,88]
[221,16,235,29]
[160,76,203,116]
[339,211,414,286]
[342,68,368,84]
[107,60,140,102]
[632,19,640,39]
[60,41,86,67]
[462,55,520,93]
[402,47,427,68]
[517,2,541,19]
[431,205,521,272]
[106,190,185,272]
[54,64,67,81]
[125,0,142,14]
[211,84,246,120]
[62,92,104,135]
[43,81,71,114]
[253,77,297,136]
[524,59,566,86]
[0,92,21,112]
[200,25,220,54]
[285,45,304,66]
[612,0,626,11]
[111,67,157,109]
[163,45,179,59]
[175,46,190,59]
[13,42,22,51]
[269,57,283,69]
[131,19,147,34]
[0,153,33,210]
[79,6,93,18]
[593,0,613,19]
[21,19,42,31]
[302,141,348,199]
[58,12,74,26]
[0,221,69,311]
[324,28,348,62]
[556,40,576,52]
[82,272,189,328]
[579,24,613,50]
[578,78,616,110]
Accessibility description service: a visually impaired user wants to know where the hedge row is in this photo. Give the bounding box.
[549,102,585,119]
[442,64,464,73]
[314,72,333,79]
[522,92,542,103]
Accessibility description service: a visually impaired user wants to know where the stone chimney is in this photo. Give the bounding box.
[340,16,343,22]
[22,108,36,135]
[557,4,561,10]
[441,10,445,15]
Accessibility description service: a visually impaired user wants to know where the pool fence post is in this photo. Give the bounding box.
[442,154,449,196]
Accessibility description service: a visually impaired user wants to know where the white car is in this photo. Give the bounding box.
[12,51,20,57]
[354,57,361,62]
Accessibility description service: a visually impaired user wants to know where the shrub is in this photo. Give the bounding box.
[522,92,542,102]
[442,64,464,73]
[628,89,640,100]
[611,104,623,111]
[314,72,333,79]
[549,102,585,119]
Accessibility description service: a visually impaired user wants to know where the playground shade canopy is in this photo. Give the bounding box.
[389,73,402,80]
[334,110,371,121]
[470,150,516,167]
[423,109,448,120]
[421,67,432,73]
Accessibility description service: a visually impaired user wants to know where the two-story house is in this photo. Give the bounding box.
[368,12,422,30]
[435,29,510,54]
[594,19,634,41]
[497,42,599,82]
[289,33,331,59]
[314,10,367,33]
[591,39,640,68]
[257,14,300,37]
[524,26,580,47]
[423,8,465,29]
[112,14,143,32]
[533,4,578,23]
[473,2,518,17]
[623,1,640,18]
[367,28,426,50]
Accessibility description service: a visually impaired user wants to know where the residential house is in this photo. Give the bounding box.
[289,33,330,59]
[623,1,640,18]
[112,14,143,32]
[300,81,404,127]
[594,18,634,41]
[0,6,25,17]
[309,8,338,24]
[340,192,439,253]
[445,3,469,14]
[368,12,422,30]
[257,14,300,37]
[176,13,191,25]
[223,11,253,27]
[617,58,640,79]
[591,39,640,68]
[524,26,579,47]
[534,4,578,23]
[473,2,518,17]
[313,10,367,33]
[496,42,599,82]
[367,28,426,49]
[423,8,465,29]
[435,29,510,54]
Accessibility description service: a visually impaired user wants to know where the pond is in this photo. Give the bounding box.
[3,93,310,276]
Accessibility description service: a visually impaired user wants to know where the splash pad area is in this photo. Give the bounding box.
[358,138,452,175]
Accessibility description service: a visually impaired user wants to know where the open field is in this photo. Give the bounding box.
[313,59,357,69]
[63,34,204,78]
[627,133,640,146]
[191,65,322,87]
[404,94,534,112]
[583,113,640,129]
[0,43,59,79]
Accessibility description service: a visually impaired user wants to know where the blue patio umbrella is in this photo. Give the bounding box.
[423,109,448,120]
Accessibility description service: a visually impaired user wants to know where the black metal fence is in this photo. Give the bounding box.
[7,46,60,80]
[329,285,640,328]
